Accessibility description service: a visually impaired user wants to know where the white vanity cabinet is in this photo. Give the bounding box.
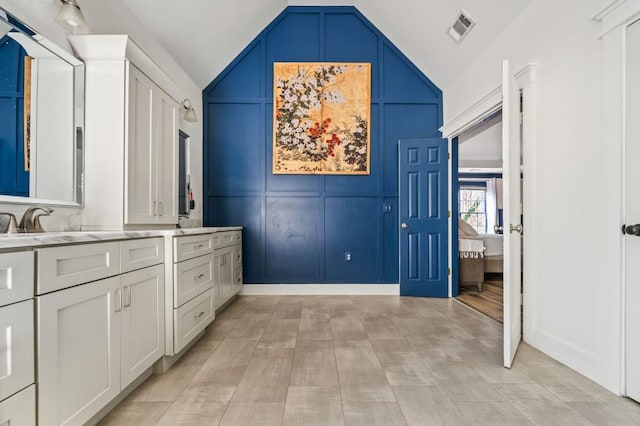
[0,251,35,426]
[68,35,179,230]
[164,233,216,356]
[214,230,243,310]
[36,238,165,426]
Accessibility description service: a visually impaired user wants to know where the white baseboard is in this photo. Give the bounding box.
[240,284,400,295]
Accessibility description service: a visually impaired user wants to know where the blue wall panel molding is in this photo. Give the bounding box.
[204,6,442,284]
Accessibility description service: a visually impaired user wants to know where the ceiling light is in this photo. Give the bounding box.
[182,99,198,123]
[55,0,89,35]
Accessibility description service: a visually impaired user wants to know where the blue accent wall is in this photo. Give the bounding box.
[204,6,442,284]
[0,35,29,197]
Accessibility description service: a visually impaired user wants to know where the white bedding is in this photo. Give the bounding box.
[479,234,503,256]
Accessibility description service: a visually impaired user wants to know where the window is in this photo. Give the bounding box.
[459,186,486,233]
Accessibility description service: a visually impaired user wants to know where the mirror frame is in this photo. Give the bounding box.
[0,7,84,207]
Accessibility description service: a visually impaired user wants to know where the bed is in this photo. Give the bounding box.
[458,219,504,291]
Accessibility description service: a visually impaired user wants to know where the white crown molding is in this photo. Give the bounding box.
[440,86,502,139]
[441,63,537,139]
[593,0,640,37]
[67,34,182,103]
[240,284,400,295]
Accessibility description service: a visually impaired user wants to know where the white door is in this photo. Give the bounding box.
[502,59,522,368]
[121,265,165,388]
[37,276,121,426]
[624,18,640,403]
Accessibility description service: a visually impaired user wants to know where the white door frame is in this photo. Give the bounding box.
[596,0,640,396]
[440,63,536,334]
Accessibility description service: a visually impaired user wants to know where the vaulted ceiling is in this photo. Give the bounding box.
[119,0,533,89]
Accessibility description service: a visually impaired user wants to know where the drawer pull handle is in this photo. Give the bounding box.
[196,273,205,280]
[195,311,205,319]
[123,286,132,308]
[195,244,206,249]
[114,290,122,312]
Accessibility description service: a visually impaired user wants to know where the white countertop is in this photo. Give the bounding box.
[0,227,242,251]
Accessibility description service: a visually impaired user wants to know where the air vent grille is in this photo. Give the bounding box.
[448,10,476,43]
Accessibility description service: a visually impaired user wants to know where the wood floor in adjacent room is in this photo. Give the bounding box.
[100,295,640,426]
[457,274,504,323]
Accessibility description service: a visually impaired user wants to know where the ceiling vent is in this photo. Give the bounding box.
[448,10,476,43]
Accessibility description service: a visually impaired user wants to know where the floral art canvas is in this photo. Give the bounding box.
[273,63,371,174]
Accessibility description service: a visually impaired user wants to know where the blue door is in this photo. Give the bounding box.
[399,138,448,297]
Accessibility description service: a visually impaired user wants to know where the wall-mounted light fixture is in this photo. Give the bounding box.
[55,0,89,35]
[182,99,198,123]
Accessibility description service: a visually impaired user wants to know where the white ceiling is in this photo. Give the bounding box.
[120,0,533,89]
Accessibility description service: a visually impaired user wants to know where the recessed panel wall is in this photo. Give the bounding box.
[204,6,442,284]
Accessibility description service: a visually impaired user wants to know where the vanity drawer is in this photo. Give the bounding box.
[0,300,34,402]
[0,385,35,425]
[212,230,241,249]
[174,287,215,353]
[36,242,120,295]
[120,237,164,273]
[0,251,34,307]
[174,254,214,308]
[173,234,213,262]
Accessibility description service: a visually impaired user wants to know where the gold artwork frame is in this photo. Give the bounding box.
[273,62,371,175]
[24,56,31,172]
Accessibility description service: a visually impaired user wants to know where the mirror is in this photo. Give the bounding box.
[178,130,191,216]
[0,7,84,206]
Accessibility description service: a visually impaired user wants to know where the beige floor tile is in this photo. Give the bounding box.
[327,297,360,319]
[334,340,388,387]
[362,316,401,340]
[567,400,640,425]
[290,340,339,386]
[298,318,333,340]
[257,318,299,350]
[156,401,227,426]
[342,401,408,426]
[331,318,368,341]
[175,383,236,403]
[189,339,257,386]
[282,386,344,426]
[272,299,303,319]
[340,385,396,402]
[371,339,436,386]
[219,402,285,426]
[455,401,534,425]
[98,401,170,425]
[439,379,507,402]
[392,385,462,426]
[544,383,612,402]
[232,348,294,402]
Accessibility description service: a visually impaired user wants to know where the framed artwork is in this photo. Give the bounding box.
[24,56,31,172]
[273,62,371,174]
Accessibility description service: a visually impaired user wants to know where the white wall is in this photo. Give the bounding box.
[443,0,621,392]
[0,0,204,224]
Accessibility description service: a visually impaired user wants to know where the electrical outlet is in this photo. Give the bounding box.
[345,252,352,261]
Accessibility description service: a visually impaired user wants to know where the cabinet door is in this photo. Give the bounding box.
[121,264,165,388]
[232,243,243,295]
[216,247,234,307]
[0,385,35,426]
[0,300,34,402]
[155,89,178,224]
[37,276,121,426]
[126,64,157,225]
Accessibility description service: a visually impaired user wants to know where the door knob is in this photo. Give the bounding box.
[494,225,504,234]
[622,224,640,236]
[401,223,409,229]
[510,224,523,234]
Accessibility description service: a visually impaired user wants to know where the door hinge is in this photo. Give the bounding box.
[448,152,451,160]
[448,268,451,276]
[520,112,524,125]
[447,210,451,218]
[521,294,524,305]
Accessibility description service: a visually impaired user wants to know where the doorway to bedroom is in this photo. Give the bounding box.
[454,112,507,323]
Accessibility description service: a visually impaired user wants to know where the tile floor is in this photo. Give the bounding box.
[100,295,640,425]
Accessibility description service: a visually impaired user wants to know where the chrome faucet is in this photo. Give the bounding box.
[18,207,54,233]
